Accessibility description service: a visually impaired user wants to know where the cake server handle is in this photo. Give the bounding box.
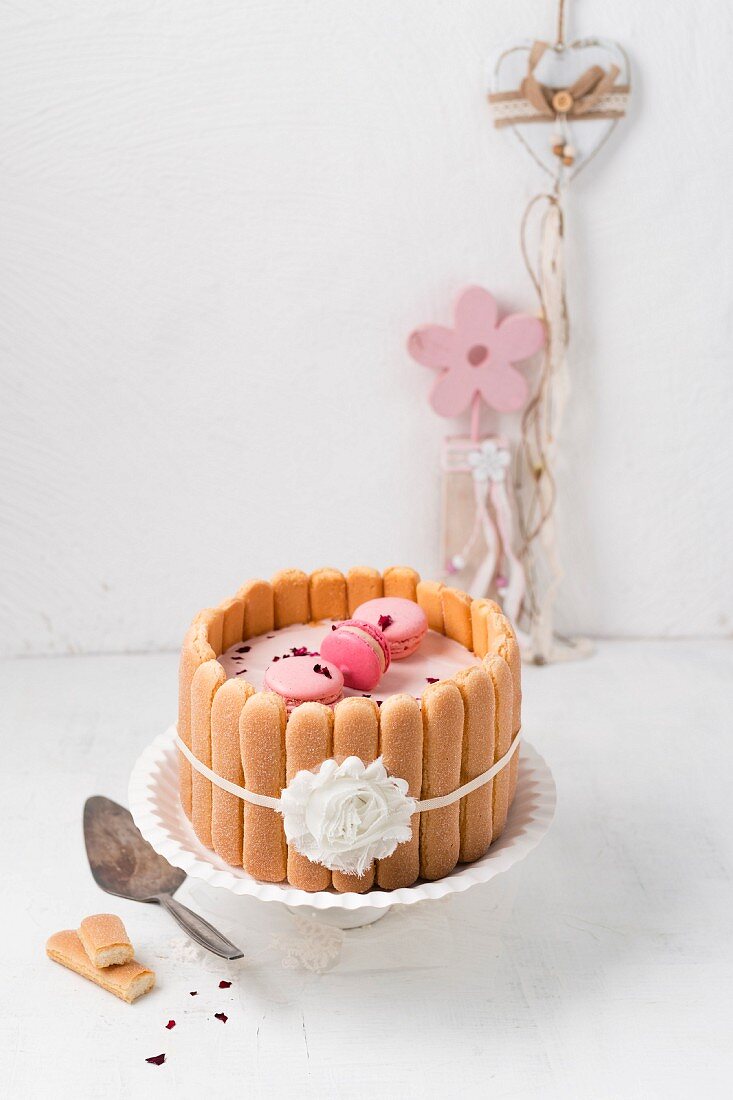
[155,894,244,960]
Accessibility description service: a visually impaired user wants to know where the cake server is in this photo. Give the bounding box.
[83,796,243,960]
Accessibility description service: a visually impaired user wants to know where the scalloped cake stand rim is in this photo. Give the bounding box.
[129,725,556,915]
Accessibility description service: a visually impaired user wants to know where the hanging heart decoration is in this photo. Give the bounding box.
[488,37,631,181]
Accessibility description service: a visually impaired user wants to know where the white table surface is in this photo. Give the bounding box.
[3,640,732,1099]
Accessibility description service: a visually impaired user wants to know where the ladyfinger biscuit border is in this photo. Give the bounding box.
[285,702,334,891]
[309,568,348,621]
[178,622,216,818]
[419,680,464,880]
[470,597,502,659]
[219,596,245,652]
[441,586,473,650]
[240,692,287,882]
[454,665,495,864]
[331,697,380,894]
[346,566,383,615]
[194,606,224,657]
[376,694,423,890]
[483,604,522,806]
[191,659,226,848]
[382,566,420,602]
[211,677,254,867]
[416,579,445,632]
[272,569,310,629]
[238,578,275,639]
[484,653,513,842]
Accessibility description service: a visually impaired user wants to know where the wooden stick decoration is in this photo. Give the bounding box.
[408,287,545,620]
[487,1,631,662]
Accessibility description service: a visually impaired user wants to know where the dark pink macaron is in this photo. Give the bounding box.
[320,619,391,691]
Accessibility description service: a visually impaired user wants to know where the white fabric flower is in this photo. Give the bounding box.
[280,756,415,877]
[467,440,511,483]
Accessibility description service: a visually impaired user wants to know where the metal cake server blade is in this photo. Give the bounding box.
[83,796,243,960]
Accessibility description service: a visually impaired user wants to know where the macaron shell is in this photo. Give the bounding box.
[352,597,428,660]
[321,627,383,691]
[263,655,344,709]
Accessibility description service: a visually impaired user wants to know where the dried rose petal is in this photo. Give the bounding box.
[214,1012,228,1023]
[189,991,198,996]
[219,980,232,989]
[236,645,251,653]
[313,663,332,679]
[165,1020,176,1030]
[378,614,393,630]
[331,624,337,630]
[426,677,439,684]
[290,646,309,656]
[362,694,371,698]
[376,700,383,706]
[235,669,248,675]
[271,655,280,662]
[146,1054,166,1065]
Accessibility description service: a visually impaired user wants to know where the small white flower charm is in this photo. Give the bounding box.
[467,439,511,484]
[280,756,415,877]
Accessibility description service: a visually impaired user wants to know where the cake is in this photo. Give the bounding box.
[177,565,521,893]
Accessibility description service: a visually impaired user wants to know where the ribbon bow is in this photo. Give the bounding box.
[521,40,622,119]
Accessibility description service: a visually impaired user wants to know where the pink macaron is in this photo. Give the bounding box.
[263,655,344,712]
[320,619,391,691]
[352,596,428,660]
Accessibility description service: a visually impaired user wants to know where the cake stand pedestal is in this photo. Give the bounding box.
[129,726,556,931]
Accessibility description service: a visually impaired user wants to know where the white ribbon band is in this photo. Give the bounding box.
[175,726,522,814]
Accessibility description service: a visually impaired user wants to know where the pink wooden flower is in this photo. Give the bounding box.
[408,286,545,416]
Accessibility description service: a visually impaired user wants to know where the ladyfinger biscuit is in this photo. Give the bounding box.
[46,930,154,1004]
[346,567,383,615]
[211,678,254,867]
[376,694,423,890]
[219,596,245,652]
[272,569,310,629]
[470,598,502,659]
[441,586,473,650]
[78,914,133,968]
[419,681,464,880]
[454,665,495,863]
[191,659,226,848]
[285,703,333,891]
[481,604,521,730]
[238,578,275,639]
[331,697,380,893]
[178,622,216,818]
[309,568,348,621]
[382,566,420,602]
[240,692,287,882]
[416,579,445,632]
[195,606,224,656]
[483,605,522,804]
[484,653,513,842]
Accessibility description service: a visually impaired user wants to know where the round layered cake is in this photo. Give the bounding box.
[177,566,521,893]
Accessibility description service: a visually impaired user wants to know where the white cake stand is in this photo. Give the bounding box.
[129,726,556,929]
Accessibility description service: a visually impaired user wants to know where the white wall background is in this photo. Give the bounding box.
[1,0,732,657]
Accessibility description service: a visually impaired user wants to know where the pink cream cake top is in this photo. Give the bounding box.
[218,620,472,703]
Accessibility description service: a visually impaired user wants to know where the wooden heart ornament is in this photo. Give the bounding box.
[488,37,631,180]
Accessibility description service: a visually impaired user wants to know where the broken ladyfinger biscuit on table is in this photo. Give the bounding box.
[78,913,134,968]
[46,929,155,1004]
